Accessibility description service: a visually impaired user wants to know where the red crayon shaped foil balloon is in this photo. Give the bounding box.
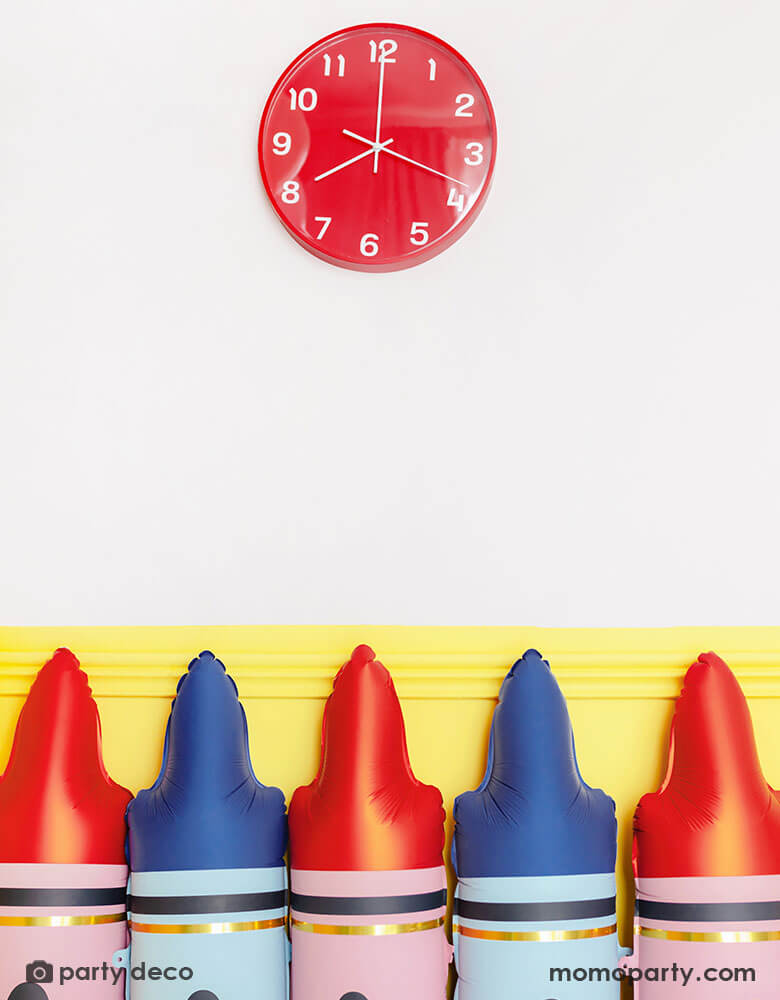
[623,653,780,997]
[0,648,131,999]
[289,645,452,1000]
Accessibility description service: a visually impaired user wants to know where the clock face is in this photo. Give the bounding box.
[258,23,497,272]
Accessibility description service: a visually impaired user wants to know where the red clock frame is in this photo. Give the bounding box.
[258,23,497,272]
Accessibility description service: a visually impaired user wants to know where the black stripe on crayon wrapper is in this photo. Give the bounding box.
[291,889,448,916]
[636,899,780,923]
[128,890,287,916]
[454,897,617,922]
[0,887,127,907]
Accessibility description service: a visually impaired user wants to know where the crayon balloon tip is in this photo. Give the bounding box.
[508,648,550,675]
[453,650,616,877]
[188,649,225,669]
[350,644,376,665]
[31,647,88,695]
[128,651,288,871]
[333,645,383,686]
[34,647,90,696]
[290,644,444,870]
[51,646,80,668]
[633,650,780,876]
[0,647,130,863]
[693,649,729,671]
[676,650,751,723]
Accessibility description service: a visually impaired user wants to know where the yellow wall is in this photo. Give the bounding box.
[2,625,780,957]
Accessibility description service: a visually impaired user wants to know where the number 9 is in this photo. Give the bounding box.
[272,132,292,156]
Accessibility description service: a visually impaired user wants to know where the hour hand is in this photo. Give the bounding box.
[314,138,394,182]
[343,129,377,146]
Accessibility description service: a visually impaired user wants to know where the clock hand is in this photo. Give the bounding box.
[314,139,394,182]
[373,57,387,174]
[343,129,379,145]
[382,147,470,187]
[342,130,471,188]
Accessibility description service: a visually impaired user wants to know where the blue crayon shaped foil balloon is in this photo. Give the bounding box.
[114,651,289,1000]
[452,650,621,999]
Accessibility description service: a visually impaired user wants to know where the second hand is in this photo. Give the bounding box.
[342,130,471,189]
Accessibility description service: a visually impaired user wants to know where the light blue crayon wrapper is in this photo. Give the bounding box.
[114,867,289,1000]
[454,873,623,1000]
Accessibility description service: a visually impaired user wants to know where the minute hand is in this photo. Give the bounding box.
[342,129,470,189]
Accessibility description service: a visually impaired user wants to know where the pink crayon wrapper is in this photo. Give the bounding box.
[0,863,128,998]
[290,867,452,1000]
[627,876,780,998]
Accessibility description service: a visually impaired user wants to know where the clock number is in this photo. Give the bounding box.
[281,180,301,204]
[369,39,398,63]
[272,132,292,156]
[289,87,318,112]
[360,233,380,257]
[464,142,484,166]
[314,216,332,239]
[447,187,465,212]
[410,222,430,246]
[428,58,437,81]
[455,93,475,117]
[323,53,346,77]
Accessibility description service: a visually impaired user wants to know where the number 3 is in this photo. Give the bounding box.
[464,142,484,166]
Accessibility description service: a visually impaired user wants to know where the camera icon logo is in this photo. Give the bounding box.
[26,961,54,984]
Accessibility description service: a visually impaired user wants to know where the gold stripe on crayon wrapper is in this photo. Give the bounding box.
[635,924,780,944]
[291,916,444,936]
[129,916,286,935]
[0,913,126,927]
[453,922,617,942]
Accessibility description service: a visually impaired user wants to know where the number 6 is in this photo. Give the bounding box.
[360,233,379,257]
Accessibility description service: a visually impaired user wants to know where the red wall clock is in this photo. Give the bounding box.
[258,23,497,272]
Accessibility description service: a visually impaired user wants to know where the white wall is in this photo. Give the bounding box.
[1,1,779,626]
